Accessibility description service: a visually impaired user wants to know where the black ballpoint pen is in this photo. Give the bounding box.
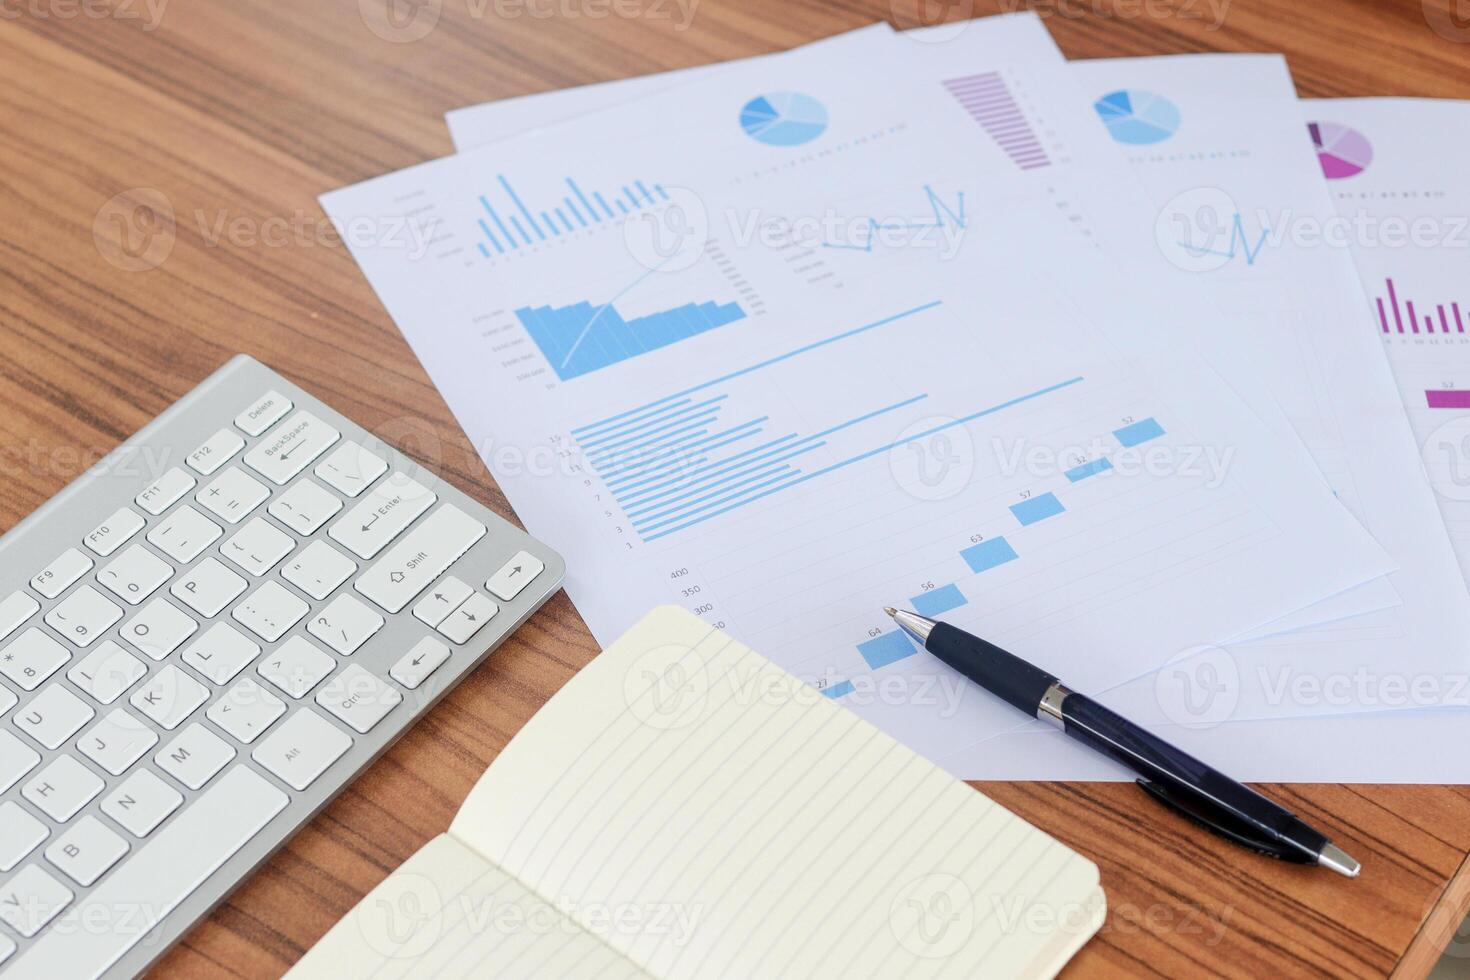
[884,607,1360,877]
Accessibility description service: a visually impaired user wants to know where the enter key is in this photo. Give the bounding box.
[329,473,437,559]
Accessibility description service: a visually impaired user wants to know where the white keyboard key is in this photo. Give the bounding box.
[232,581,309,643]
[78,709,158,776]
[84,507,145,557]
[438,592,498,645]
[147,504,223,563]
[0,802,47,872]
[487,550,546,602]
[315,664,402,734]
[207,678,285,744]
[411,576,474,628]
[14,685,94,750]
[156,723,236,790]
[390,637,450,691]
[0,731,40,793]
[308,593,384,655]
[0,686,13,716]
[102,769,182,838]
[196,466,271,525]
[181,622,260,686]
[134,467,196,515]
[120,599,198,661]
[29,550,93,600]
[257,636,336,699]
[0,865,72,938]
[315,440,389,497]
[235,389,293,436]
[187,428,245,475]
[245,410,340,485]
[98,543,173,605]
[45,816,129,887]
[129,665,208,730]
[267,478,342,535]
[45,585,122,649]
[328,474,436,560]
[20,766,287,974]
[252,709,351,790]
[23,755,103,821]
[0,934,12,966]
[171,557,247,617]
[221,517,294,576]
[68,641,146,705]
[1,628,69,690]
[355,505,487,613]
[282,540,357,601]
[0,592,39,645]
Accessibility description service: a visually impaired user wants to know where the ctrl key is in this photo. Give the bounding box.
[252,709,352,791]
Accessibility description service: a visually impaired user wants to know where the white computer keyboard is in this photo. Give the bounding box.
[0,356,563,978]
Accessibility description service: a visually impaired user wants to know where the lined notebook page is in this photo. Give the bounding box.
[451,606,1102,978]
[287,834,650,979]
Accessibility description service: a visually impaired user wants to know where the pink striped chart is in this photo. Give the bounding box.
[1375,277,1465,336]
[942,72,1051,171]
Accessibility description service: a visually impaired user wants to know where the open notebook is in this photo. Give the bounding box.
[288,607,1105,978]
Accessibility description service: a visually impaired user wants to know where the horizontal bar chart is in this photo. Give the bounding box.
[1064,458,1113,482]
[1426,390,1470,409]
[1113,417,1165,447]
[857,630,917,670]
[960,537,1020,573]
[911,583,968,617]
[1010,492,1065,526]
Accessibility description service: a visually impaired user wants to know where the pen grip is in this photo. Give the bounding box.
[926,622,1059,716]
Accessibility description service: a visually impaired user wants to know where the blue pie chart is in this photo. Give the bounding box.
[1094,89,1181,145]
[740,92,828,147]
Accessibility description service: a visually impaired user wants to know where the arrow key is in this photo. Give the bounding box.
[411,576,473,628]
[486,550,545,602]
[437,592,498,645]
[390,637,450,690]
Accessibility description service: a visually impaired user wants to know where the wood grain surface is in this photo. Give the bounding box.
[2,0,1469,975]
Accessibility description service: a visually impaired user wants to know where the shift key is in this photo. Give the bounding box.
[355,505,486,613]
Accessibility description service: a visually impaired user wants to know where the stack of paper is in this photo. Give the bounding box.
[320,13,1470,782]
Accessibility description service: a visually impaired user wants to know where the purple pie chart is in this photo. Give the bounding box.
[1308,121,1372,180]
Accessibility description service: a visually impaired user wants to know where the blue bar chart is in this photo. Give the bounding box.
[475,173,670,256]
[911,584,968,617]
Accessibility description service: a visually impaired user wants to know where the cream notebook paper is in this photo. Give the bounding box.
[289,607,1105,978]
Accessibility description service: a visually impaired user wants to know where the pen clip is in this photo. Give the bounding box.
[1134,779,1305,863]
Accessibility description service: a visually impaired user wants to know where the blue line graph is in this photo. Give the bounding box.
[517,298,746,381]
[475,174,670,255]
[822,185,966,254]
[1178,213,1269,267]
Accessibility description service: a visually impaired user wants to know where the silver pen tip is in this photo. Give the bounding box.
[1317,843,1361,878]
[882,606,897,617]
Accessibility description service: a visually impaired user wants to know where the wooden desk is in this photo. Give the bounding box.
[3,0,1469,975]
